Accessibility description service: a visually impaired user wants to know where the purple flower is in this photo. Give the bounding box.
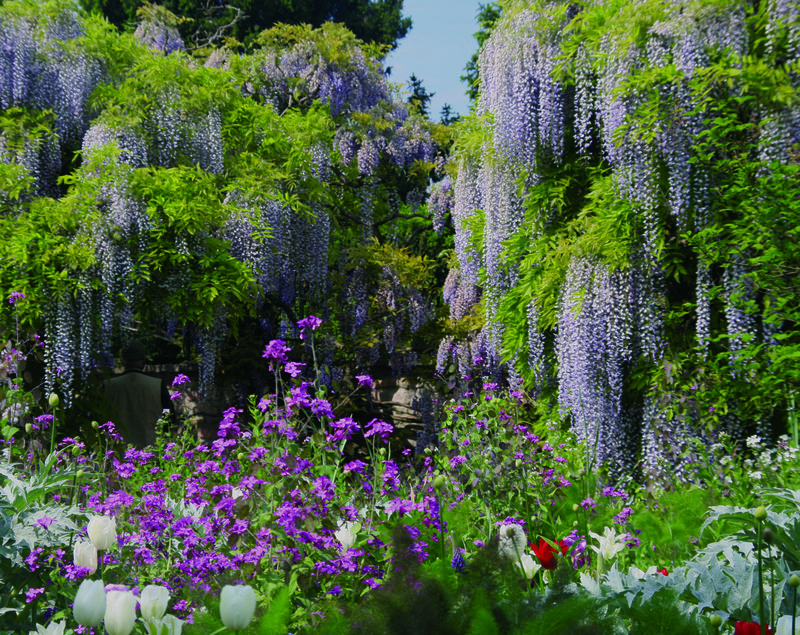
[32,414,54,431]
[25,587,44,602]
[284,361,306,378]
[298,315,323,339]
[170,391,182,401]
[356,374,374,388]
[8,291,25,304]
[172,373,191,386]
[36,516,56,529]
[329,417,359,442]
[343,459,367,474]
[449,455,467,468]
[613,506,633,525]
[310,398,334,419]
[364,418,393,442]
[262,339,291,363]
[581,498,597,511]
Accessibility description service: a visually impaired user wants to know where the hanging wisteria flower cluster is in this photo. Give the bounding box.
[0,0,441,402]
[442,0,800,477]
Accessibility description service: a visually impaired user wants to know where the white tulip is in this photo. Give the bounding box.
[73,578,106,627]
[518,553,542,579]
[219,584,257,631]
[104,589,138,635]
[87,515,117,551]
[73,540,98,573]
[30,621,66,635]
[140,584,170,621]
[143,614,184,635]
[334,521,359,549]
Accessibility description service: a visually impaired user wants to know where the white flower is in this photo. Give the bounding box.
[104,589,138,635]
[746,434,762,449]
[73,579,106,627]
[87,515,117,551]
[143,614,183,635]
[140,584,170,621]
[334,521,359,549]
[498,523,527,560]
[73,540,98,573]
[518,553,541,579]
[29,621,66,635]
[590,526,625,561]
[219,584,257,631]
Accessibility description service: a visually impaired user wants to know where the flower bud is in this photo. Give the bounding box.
[754,506,768,521]
[77,469,84,479]
[104,589,137,635]
[73,540,98,574]
[91,420,99,430]
[87,515,117,551]
[790,574,800,588]
[709,614,723,628]
[73,579,106,627]
[47,392,59,408]
[219,584,257,631]
[139,584,170,621]
[572,503,580,512]
[25,423,32,434]
[763,528,774,545]
[432,475,446,491]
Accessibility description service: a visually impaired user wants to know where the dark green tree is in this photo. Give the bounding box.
[407,73,434,117]
[80,0,412,49]
[439,103,459,126]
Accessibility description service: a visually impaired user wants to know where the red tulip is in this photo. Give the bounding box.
[734,621,771,635]
[530,538,568,571]
[657,567,668,576]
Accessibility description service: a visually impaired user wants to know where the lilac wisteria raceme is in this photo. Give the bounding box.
[478,6,569,169]
[556,257,660,479]
[0,4,105,146]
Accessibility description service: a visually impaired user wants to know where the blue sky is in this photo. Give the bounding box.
[385,0,485,121]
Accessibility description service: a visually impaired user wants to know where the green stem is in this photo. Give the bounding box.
[769,547,775,631]
[48,411,57,459]
[757,520,765,635]
[792,585,797,635]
